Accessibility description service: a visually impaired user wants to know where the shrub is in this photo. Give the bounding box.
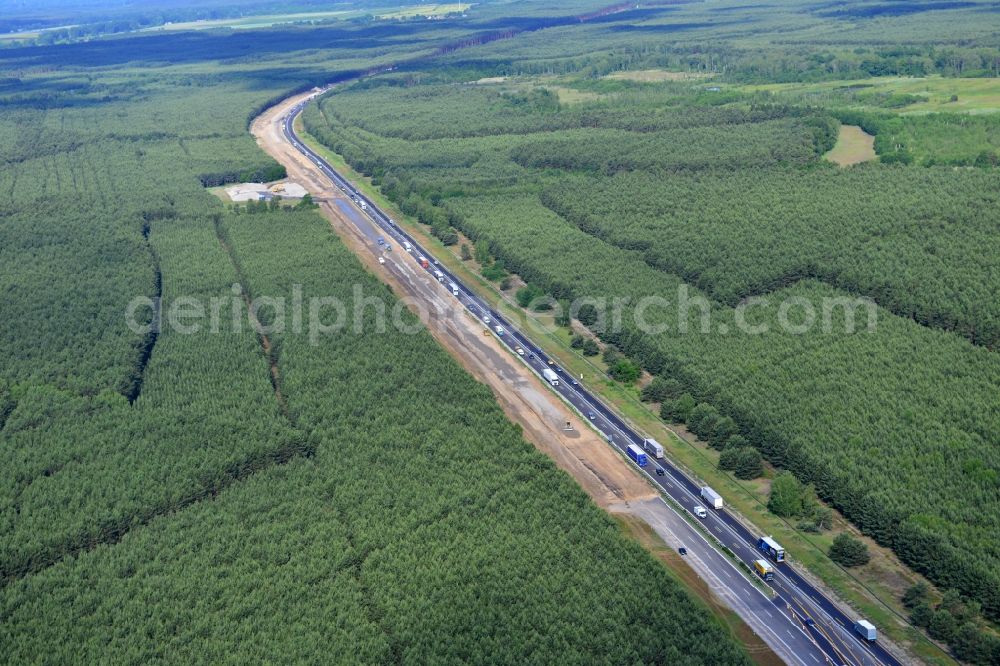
[662,393,696,422]
[516,284,543,308]
[708,416,739,450]
[482,263,507,282]
[610,358,641,384]
[829,533,870,567]
[723,433,749,450]
[687,403,720,438]
[733,448,763,480]
[641,377,683,404]
[903,581,930,609]
[576,303,598,327]
[769,471,805,517]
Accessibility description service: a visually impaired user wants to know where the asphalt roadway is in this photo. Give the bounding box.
[279,95,904,666]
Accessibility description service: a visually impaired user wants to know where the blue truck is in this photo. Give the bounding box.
[626,444,648,467]
[757,536,786,563]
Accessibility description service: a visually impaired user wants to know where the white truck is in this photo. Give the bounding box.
[643,438,664,459]
[403,241,413,252]
[700,486,723,510]
[448,282,459,296]
[433,269,445,283]
[542,368,559,386]
[854,619,877,642]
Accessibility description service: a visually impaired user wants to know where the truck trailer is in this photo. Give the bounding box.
[626,444,648,467]
[433,269,445,283]
[542,368,559,386]
[700,486,723,510]
[643,438,664,459]
[757,536,785,563]
[753,559,775,581]
[854,620,877,642]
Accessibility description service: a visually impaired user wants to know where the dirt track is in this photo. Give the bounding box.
[251,93,657,509]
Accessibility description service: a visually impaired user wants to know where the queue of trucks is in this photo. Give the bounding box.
[353,188,883,656]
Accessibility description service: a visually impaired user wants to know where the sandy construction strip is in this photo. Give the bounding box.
[251,92,657,509]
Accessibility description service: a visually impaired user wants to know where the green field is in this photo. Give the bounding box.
[141,10,355,31]
[745,76,1000,115]
[140,5,470,32]
[824,125,877,165]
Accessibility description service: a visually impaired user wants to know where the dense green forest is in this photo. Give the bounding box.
[0,5,759,664]
[3,207,750,664]
[302,10,1000,646]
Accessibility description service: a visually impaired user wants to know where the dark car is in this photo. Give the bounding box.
[571,379,579,386]
[587,411,596,420]
[529,353,535,359]
[655,467,665,476]
[678,546,687,555]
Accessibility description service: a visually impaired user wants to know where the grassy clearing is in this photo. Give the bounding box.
[550,85,601,105]
[377,3,471,18]
[143,11,355,32]
[824,125,877,166]
[140,4,467,33]
[0,31,38,41]
[605,69,716,83]
[745,76,1000,114]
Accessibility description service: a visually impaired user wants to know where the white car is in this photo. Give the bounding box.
[516,347,524,355]
[693,505,708,519]
[378,257,385,265]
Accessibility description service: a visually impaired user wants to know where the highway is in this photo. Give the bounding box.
[281,94,904,666]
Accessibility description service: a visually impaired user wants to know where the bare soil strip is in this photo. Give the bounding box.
[252,93,659,509]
